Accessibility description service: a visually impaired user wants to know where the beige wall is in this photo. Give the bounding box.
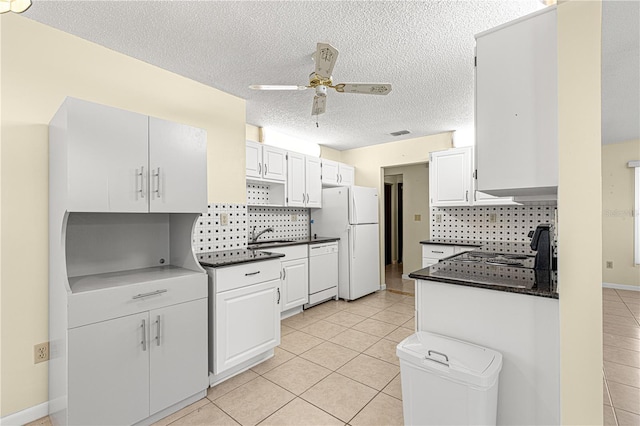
[557,1,603,424]
[319,145,342,162]
[602,139,640,287]
[0,15,246,416]
[384,165,430,274]
[246,124,261,142]
[341,133,452,285]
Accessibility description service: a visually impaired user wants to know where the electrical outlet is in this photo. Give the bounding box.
[606,261,614,269]
[489,213,497,223]
[435,214,442,223]
[34,342,49,364]
[414,214,421,221]
[291,214,298,222]
[220,213,229,226]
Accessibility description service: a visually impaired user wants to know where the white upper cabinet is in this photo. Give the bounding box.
[321,159,355,187]
[430,148,472,207]
[62,98,149,213]
[287,153,322,208]
[475,7,557,198]
[149,117,207,213]
[430,147,518,207]
[53,97,207,214]
[245,141,286,182]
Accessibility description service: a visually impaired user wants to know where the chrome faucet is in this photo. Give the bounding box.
[250,226,274,243]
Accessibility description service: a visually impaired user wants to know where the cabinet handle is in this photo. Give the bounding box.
[337,173,340,182]
[137,166,145,199]
[132,289,167,299]
[245,271,260,276]
[264,163,268,175]
[282,268,286,280]
[432,250,444,254]
[465,190,468,202]
[153,167,161,198]
[141,320,147,351]
[258,163,262,175]
[339,174,342,183]
[277,287,281,304]
[155,315,161,347]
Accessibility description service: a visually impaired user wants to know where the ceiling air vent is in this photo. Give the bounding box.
[390,130,410,137]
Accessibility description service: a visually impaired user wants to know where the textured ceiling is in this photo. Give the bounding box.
[23,1,639,150]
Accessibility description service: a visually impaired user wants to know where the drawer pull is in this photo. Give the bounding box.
[155,315,161,347]
[432,250,444,254]
[132,289,167,300]
[245,271,261,276]
[141,320,147,352]
[277,288,281,304]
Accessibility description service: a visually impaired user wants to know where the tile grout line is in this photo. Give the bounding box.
[603,368,619,426]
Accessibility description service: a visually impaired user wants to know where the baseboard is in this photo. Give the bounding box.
[1,401,48,426]
[603,282,640,291]
[380,283,387,290]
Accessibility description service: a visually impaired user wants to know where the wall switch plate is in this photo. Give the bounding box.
[489,213,497,223]
[220,213,229,226]
[414,214,421,221]
[291,214,298,222]
[34,342,49,364]
[435,214,442,223]
[606,261,613,269]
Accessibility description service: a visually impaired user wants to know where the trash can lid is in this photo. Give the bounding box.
[396,331,503,389]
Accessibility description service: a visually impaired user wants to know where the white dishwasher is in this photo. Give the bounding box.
[306,242,339,308]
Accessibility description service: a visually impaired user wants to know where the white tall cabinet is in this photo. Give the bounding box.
[49,97,209,426]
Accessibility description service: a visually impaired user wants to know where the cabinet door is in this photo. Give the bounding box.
[149,117,207,213]
[339,164,355,186]
[66,98,148,213]
[475,9,557,196]
[214,279,281,374]
[246,140,263,179]
[430,147,472,207]
[149,299,208,414]
[305,156,322,208]
[68,312,149,426]
[287,152,306,207]
[281,258,309,311]
[321,159,340,186]
[263,146,287,182]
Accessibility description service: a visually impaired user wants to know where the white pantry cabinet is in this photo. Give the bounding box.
[429,147,518,207]
[475,7,557,198]
[245,141,287,182]
[287,152,322,208]
[321,159,355,187]
[209,259,281,375]
[67,298,208,426]
[52,97,207,214]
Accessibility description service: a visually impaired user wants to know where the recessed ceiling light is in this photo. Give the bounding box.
[390,130,411,137]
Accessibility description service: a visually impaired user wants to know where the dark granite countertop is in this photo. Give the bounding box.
[410,241,558,299]
[198,249,284,268]
[247,236,339,250]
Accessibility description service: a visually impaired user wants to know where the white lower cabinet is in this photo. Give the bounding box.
[67,298,207,426]
[210,259,281,375]
[421,243,479,268]
[281,257,309,311]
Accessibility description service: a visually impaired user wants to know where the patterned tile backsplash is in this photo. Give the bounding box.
[430,203,557,243]
[192,204,310,253]
[248,207,310,242]
[193,204,248,253]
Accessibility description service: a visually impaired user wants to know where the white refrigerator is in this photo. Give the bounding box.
[311,186,380,300]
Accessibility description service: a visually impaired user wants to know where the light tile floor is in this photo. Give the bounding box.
[27,286,640,426]
[603,288,640,426]
[384,263,416,296]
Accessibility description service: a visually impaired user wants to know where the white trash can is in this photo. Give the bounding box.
[396,331,503,426]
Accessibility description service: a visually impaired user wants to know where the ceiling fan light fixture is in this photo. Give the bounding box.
[0,0,31,13]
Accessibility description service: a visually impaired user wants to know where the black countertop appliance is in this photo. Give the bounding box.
[529,224,555,271]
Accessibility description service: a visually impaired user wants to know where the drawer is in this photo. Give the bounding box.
[214,259,281,293]
[68,272,207,328]
[422,245,455,259]
[268,244,307,260]
[422,257,439,268]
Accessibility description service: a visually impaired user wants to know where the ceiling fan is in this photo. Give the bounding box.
[249,43,392,116]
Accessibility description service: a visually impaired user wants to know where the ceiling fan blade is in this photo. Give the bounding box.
[249,84,308,91]
[334,83,392,95]
[312,95,326,116]
[315,43,339,79]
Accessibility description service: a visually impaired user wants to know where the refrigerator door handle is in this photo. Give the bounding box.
[352,226,356,258]
[352,194,357,224]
